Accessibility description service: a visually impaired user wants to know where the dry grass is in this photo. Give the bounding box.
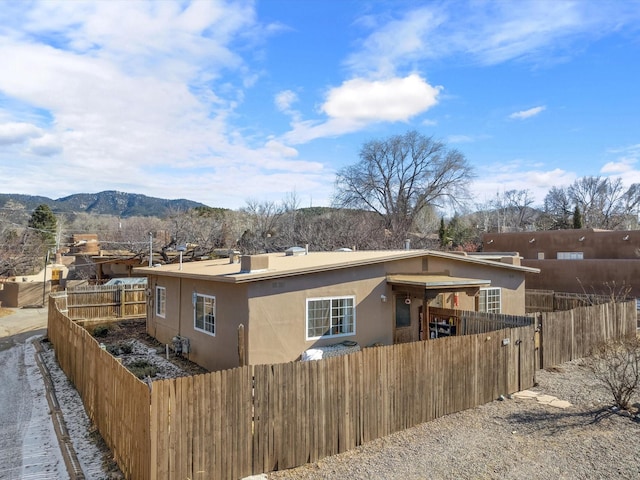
[0,308,14,318]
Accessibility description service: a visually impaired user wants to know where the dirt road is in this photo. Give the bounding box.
[0,308,66,479]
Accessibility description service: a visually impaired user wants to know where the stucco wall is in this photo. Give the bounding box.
[0,282,51,308]
[483,230,640,297]
[246,262,393,365]
[147,275,250,372]
[144,254,531,371]
[523,259,639,297]
[483,229,640,260]
[427,257,527,315]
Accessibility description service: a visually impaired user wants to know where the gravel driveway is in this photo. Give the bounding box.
[268,360,640,480]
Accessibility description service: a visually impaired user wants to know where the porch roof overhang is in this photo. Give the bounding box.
[386,274,492,289]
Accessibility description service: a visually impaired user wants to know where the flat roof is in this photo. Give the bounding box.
[134,249,538,284]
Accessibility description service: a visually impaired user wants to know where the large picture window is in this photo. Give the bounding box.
[155,286,166,317]
[306,296,355,340]
[479,288,501,313]
[194,293,215,335]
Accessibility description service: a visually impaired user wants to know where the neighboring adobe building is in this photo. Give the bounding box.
[134,248,538,372]
[482,228,640,298]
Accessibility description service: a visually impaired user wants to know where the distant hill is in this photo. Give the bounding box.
[0,191,209,220]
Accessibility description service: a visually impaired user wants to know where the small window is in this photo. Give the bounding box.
[557,252,583,260]
[194,293,215,335]
[155,286,166,318]
[306,296,355,340]
[479,288,501,313]
[395,297,411,328]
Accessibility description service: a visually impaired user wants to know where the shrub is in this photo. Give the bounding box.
[587,336,640,410]
[127,360,158,379]
[93,325,110,338]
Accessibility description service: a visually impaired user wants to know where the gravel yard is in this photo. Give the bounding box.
[268,359,640,480]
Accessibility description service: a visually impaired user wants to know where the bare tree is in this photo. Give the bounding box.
[568,176,628,229]
[334,130,473,243]
[238,200,284,254]
[542,186,573,229]
[587,337,640,410]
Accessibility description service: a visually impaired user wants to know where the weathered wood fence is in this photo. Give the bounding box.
[430,306,535,335]
[48,298,151,480]
[47,298,636,479]
[538,300,636,368]
[51,284,147,320]
[525,289,614,313]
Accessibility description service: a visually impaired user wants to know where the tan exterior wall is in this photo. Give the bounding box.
[427,257,527,315]
[144,254,530,371]
[246,262,393,365]
[147,275,249,372]
[0,282,51,308]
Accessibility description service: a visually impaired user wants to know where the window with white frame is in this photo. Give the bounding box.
[557,251,584,260]
[155,286,166,317]
[306,296,355,339]
[194,293,215,335]
[479,287,501,313]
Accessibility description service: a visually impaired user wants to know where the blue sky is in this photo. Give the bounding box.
[0,0,639,211]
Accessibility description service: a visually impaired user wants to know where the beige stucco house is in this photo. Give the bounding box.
[134,249,538,372]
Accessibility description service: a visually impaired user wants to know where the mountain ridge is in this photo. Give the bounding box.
[0,190,210,219]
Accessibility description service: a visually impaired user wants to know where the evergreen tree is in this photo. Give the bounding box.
[28,204,57,247]
[572,205,583,229]
[438,217,447,247]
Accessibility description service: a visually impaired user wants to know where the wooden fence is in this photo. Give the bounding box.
[47,298,151,480]
[430,307,535,335]
[47,298,636,479]
[51,284,147,320]
[149,325,535,479]
[539,300,637,368]
[526,289,614,313]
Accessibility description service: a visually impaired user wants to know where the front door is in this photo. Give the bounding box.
[394,295,418,343]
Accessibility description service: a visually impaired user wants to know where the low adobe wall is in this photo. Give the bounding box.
[0,282,51,308]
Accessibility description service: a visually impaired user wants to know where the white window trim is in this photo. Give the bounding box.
[306,295,356,341]
[155,286,166,318]
[479,287,501,314]
[194,293,216,336]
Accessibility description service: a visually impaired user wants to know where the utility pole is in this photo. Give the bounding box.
[41,250,49,307]
[148,232,153,267]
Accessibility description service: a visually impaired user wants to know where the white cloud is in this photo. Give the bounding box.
[509,106,546,120]
[283,74,441,144]
[322,74,441,122]
[472,165,576,206]
[346,1,640,75]
[28,134,63,156]
[447,135,473,144]
[0,122,43,145]
[275,90,298,112]
[264,140,299,159]
[601,159,636,174]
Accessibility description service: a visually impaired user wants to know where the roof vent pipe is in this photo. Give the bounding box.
[404,239,411,250]
[305,244,309,255]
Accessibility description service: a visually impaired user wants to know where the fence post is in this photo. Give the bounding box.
[238,324,246,367]
[119,285,125,318]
